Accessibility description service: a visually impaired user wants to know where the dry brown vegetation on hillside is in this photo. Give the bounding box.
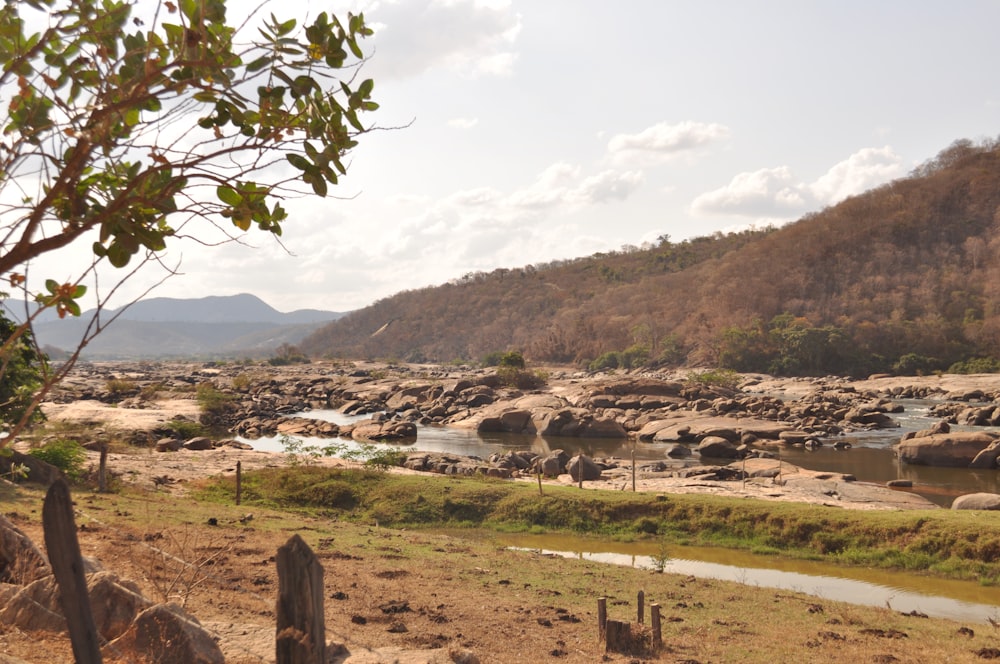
[302,138,1000,376]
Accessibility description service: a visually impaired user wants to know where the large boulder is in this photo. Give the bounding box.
[107,603,224,664]
[895,432,999,467]
[951,493,1000,510]
[970,440,1000,469]
[0,514,50,584]
[566,454,603,481]
[350,420,417,442]
[696,436,741,459]
[532,450,570,477]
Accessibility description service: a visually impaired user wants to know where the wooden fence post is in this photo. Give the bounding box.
[597,597,607,641]
[605,619,630,653]
[276,534,326,664]
[235,460,242,506]
[43,478,103,664]
[637,589,644,624]
[98,443,108,493]
[651,602,662,648]
[631,446,636,492]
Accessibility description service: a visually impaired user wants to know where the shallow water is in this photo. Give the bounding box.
[490,532,1000,624]
[241,405,1000,624]
[243,400,1000,506]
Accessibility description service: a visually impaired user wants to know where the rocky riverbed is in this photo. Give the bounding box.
[23,360,1000,511]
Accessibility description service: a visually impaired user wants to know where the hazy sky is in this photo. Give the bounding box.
[26,1,1000,314]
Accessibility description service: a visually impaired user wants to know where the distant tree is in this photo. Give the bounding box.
[0,305,46,429]
[0,0,378,441]
[269,342,310,366]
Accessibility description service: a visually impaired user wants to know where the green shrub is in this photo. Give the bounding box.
[893,353,943,376]
[588,351,621,371]
[166,419,204,439]
[948,357,1000,374]
[28,439,87,481]
[686,368,741,390]
[496,365,546,389]
[196,382,233,412]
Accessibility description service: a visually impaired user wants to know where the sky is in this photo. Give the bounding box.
[21,0,1000,314]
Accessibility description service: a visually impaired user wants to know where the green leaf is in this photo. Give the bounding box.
[72,285,87,298]
[245,55,271,72]
[286,154,310,171]
[107,242,132,268]
[310,175,328,197]
[216,186,242,206]
[45,279,58,294]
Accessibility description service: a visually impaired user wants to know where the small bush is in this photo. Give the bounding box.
[948,357,1000,374]
[166,419,204,439]
[686,368,741,390]
[893,353,943,376]
[28,439,87,481]
[106,379,138,397]
[196,382,234,414]
[496,365,546,389]
[589,351,621,372]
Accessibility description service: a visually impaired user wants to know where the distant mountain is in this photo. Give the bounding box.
[299,138,1000,377]
[25,293,345,360]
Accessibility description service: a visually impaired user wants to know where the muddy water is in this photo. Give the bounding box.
[246,400,1000,506]
[245,406,1000,623]
[487,532,1000,624]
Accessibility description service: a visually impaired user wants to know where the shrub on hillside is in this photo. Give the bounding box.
[948,357,1000,374]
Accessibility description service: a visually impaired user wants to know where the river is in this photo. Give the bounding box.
[243,398,1000,507]
[240,399,1000,623]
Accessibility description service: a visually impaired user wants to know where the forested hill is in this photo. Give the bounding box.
[301,139,1000,377]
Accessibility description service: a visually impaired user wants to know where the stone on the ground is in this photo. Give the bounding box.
[951,493,1000,510]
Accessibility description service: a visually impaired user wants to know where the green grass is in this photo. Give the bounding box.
[196,466,1000,583]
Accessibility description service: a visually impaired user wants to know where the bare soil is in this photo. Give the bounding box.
[4,367,1000,662]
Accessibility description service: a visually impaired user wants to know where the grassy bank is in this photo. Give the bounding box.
[198,466,1000,584]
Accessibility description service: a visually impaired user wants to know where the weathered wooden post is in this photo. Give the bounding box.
[637,589,644,624]
[276,534,326,664]
[236,460,242,506]
[43,478,103,664]
[597,597,607,641]
[631,445,636,492]
[650,602,662,648]
[605,619,630,653]
[537,468,543,496]
[98,443,108,493]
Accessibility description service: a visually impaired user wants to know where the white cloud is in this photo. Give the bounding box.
[691,146,904,221]
[808,146,903,203]
[607,121,731,167]
[357,0,522,80]
[448,117,479,129]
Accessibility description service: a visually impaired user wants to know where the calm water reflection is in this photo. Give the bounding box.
[244,400,1000,506]
[243,404,1000,622]
[488,532,1000,624]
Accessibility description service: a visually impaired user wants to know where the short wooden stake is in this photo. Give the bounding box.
[577,458,583,489]
[637,589,644,624]
[44,479,102,664]
[236,460,242,506]
[537,469,543,496]
[98,443,108,493]
[605,619,630,653]
[631,445,636,491]
[276,535,326,664]
[597,597,607,641]
[651,602,662,648]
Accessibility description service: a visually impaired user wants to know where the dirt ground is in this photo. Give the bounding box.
[4,369,1000,662]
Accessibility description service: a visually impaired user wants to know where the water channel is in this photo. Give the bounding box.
[240,398,1000,623]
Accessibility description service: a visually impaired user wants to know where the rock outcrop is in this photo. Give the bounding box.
[895,431,1000,467]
